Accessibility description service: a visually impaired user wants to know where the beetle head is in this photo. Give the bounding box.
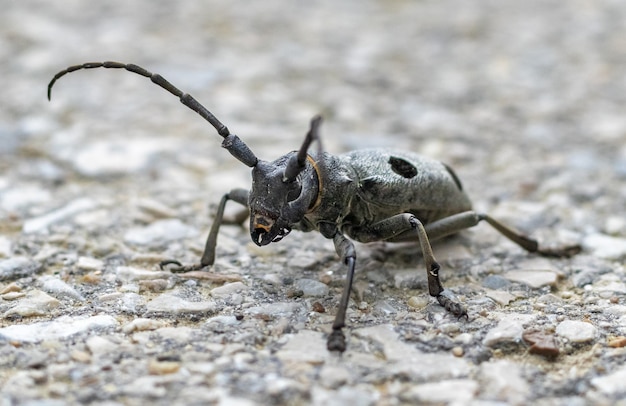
[247,116,322,246]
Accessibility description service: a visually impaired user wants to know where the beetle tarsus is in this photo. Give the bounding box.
[437,289,468,320]
[537,244,582,258]
[327,328,346,352]
[159,260,206,273]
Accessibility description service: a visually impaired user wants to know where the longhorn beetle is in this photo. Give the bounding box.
[48,61,581,352]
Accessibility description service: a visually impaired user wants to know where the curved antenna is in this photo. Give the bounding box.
[283,115,323,182]
[48,61,258,167]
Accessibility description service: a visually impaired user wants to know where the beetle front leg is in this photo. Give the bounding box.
[327,232,357,352]
[160,188,249,273]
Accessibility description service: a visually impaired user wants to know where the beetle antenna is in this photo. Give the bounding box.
[47,61,258,167]
[283,115,323,182]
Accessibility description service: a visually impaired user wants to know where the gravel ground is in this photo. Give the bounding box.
[1,1,626,405]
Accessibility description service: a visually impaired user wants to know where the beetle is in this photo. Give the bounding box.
[48,61,581,352]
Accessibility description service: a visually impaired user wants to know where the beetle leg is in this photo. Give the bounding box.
[327,232,357,352]
[418,211,580,258]
[345,214,467,319]
[160,188,249,273]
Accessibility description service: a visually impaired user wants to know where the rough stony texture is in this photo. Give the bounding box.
[1,0,625,405]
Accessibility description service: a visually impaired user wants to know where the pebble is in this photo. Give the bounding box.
[123,219,199,246]
[22,197,97,234]
[583,234,626,260]
[355,324,471,380]
[145,292,217,315]
[276,329,328,365]
[407,295,429,310]
[123,318,166,333]
[246,302,304,320]
[522,329,560,357]
[0,257,41,281]
[294,278,329,297]
[0,315,118,343]
[210,281,249,298]
[85,335,118,357]
[148,360,181,375]
[116,266,172,283]
[402,379,478,404]
[3,289,60,318]
[75,256,104,272]
[503,269,558,289]
[0,236,11,257]
[555,320,597,343]
[483,313,536,347]
[39,275,85,301]
[590,365,626,396]
[479,360,529,404]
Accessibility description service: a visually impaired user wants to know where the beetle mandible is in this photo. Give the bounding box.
[47,61,581,352]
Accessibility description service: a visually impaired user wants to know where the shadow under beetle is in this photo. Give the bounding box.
[48,61,581,352]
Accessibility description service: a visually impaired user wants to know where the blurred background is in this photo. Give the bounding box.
[1,0,625,247]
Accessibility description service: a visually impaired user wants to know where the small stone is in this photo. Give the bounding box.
[123,318,166,333]
[591,365,626,395]
[85,335,118,357]
[483,314,536,347]
[522,329,560,357]
[294,278,329,297]
[311,302,326,313]
[210,281,249,298]
[79,273,102,285]
[485,289,516,306]
[246,302,304,321]
[452,346,464,357]
[0,282,22,294]
[123,219,198,246]
[76,256,104,272]
[319,365,351,389]
[0,257,42,281]
[22,197,97,233]
[482,274,511,290]
[403,379,479,404]
[116,266,172,283]
[148,360,181,375]
[40,275,85,301]
[479,360,529,404]
[71,350,92,363]
[583,233,626,260]
[0,236,11,257]
[503,270,558,289]
[556,320,597,343]
[276,330,328,365]
[145,293,216,315]
[138,279,169,292]
[407,296,429,310]
[1,291,26,301]
[176,271,243,283]
[0,315,118,343]
[607,336,626,348]
[3,290,60,318]
[136,198,176,219]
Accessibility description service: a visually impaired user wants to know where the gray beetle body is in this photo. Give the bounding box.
[48,61,580,352]
[298,149,471,240]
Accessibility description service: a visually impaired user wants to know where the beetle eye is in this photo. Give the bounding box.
[286,184,302,201]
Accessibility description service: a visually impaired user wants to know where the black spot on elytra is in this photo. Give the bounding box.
[388,156,417,178]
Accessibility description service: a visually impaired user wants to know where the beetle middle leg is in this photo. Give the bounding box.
[160,188,249,272]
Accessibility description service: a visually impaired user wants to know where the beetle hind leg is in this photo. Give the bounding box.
[345,214,468,318]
